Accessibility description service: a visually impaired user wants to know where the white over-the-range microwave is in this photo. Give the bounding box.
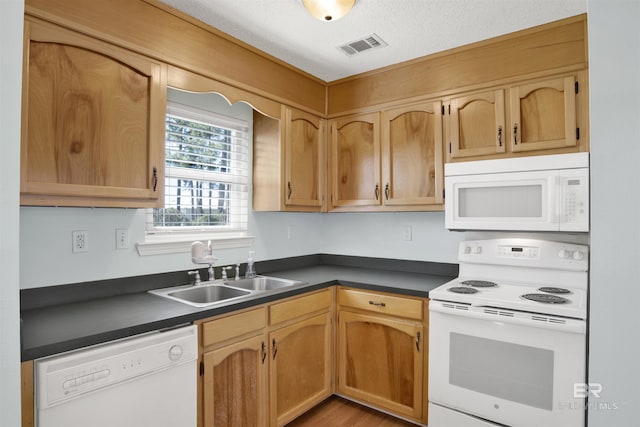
[445,152,589,232]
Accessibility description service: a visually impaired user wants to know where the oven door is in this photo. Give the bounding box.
[428,301,586,427]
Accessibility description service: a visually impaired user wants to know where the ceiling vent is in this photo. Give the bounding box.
[338,33,387,57]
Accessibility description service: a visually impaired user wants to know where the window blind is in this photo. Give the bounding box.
[148,101,249,234]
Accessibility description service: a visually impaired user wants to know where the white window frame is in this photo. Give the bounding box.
[137,101,254,256]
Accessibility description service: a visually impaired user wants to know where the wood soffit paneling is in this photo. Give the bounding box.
[24,0,586,118]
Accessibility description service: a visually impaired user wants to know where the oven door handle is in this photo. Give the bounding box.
[430,301,586,334]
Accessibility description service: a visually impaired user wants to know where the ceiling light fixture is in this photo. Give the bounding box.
[302,0,355,22]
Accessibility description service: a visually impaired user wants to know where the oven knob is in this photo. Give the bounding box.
[572,250,585,260]
[558,249,571,259]
[472,246,482,254]
[463,246,471,254]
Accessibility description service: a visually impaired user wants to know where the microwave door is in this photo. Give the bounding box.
[445,171,559,231]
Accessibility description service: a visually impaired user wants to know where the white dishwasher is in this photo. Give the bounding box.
[35,325,197,427]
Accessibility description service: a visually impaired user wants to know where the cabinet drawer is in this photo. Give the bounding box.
[202,307,266,347]
[270,289,332,325]
[338,288,422,320]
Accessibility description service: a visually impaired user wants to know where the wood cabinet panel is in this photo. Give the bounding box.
[202,307,267,347]
[337,310,423,421]
[449,89,506,158]
[510,75,577,152]
[204,335,267,427]
[338,288,423,320]
[270,289,332,325]
[269,312,332,426]
[327,15,587,115]
[330,113,381,207]
[381,101,443,206]
[284,108,326,209]
[21,18,166,207]
[253,106,326,212]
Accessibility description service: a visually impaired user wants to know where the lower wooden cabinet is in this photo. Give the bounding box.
[198,289,333,427]
[269,312,332,426]
[336,287,428,424]
[203,334,268,427]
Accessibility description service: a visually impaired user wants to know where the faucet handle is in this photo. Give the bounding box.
[221,266,232,280]
[187,270,201,285]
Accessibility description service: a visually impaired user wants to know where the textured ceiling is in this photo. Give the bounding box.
[160,0,587,82]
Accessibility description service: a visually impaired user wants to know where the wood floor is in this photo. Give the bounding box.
[286,396,418,427]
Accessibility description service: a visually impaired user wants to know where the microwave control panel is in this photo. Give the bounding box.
[559,169,589,231]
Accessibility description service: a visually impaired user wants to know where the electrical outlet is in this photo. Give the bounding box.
[402,226,412,241]
[287,225,293,240]
[72,230,88,253]
[116,228,129,249]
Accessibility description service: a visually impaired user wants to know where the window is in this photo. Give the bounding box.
[141,101,251,253]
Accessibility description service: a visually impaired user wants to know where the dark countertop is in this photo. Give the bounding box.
[21,257,457,361]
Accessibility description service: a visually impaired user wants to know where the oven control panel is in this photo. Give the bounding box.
[459,238,588,271]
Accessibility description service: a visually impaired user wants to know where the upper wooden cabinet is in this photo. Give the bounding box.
[381,101,444,207]
[449,89,506,159]
[446,71,588,162]
[253,106,326,212]
[329,103,444,211]
[20,18,167,207]
[284,108,326,209]
[510,75,578,152]
[329,112,381,208]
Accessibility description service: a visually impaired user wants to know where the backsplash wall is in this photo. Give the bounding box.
[19,207,458,288]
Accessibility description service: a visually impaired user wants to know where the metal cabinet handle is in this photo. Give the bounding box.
[261,341,267,364]
[513,123,518,144]
[416,332,421,352]
[272,338,278,360]
[497,126,503,147]
[384,183,390,200]
[374,184,379,200]
[369,300,386,307]
[152,167,158,192]
[287,182,292,199]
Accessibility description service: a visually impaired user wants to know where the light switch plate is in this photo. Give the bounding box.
[116,228,129,249]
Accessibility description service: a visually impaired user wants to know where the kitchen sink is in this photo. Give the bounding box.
[149,275,307,308]
[223,276,305,291]
[167,285,251,306]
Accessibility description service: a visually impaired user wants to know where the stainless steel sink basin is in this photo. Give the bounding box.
[149,275,307,308]
[223,276,305,291]
[167,285,250,306]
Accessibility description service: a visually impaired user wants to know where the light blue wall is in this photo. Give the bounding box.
[20,90,460,288]
[0,0,24,426]
[587,0,640,425]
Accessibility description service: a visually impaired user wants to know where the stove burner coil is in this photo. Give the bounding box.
[460,280,498,288]
[538,287,571,294]
[521,293,570,304]
[448,287,479,294]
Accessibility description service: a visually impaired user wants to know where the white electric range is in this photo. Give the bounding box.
[428,238,589,427]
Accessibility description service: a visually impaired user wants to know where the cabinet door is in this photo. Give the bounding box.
[269,312,332,427]
[284,107,325,209]
[338,310,424,421]
[449,90,506,158]
[203,335,268,427]
[21,19,166,207]
[510,75,577,152]
[330,113,381,207]
[381,101,443,206]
